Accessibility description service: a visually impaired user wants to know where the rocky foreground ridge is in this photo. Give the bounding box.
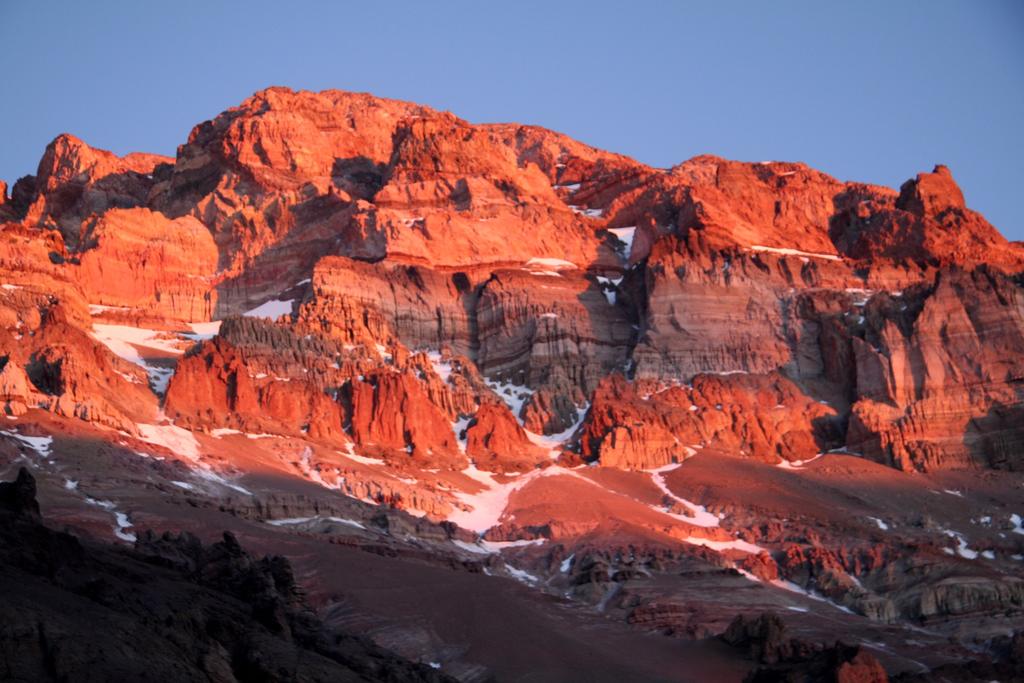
[1,87,1023,680]
[0,467,449,682]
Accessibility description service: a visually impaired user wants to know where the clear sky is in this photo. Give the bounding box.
[2,1,1022,239]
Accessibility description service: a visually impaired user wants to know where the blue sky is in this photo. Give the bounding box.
[2,1,1022,239]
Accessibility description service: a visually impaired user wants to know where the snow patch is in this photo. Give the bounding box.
[484,379,534,423]
[777,453,824,470]
[193,468,253,496]
[426,351,453,383]
[570,206,604,218]
[448,465,548,533]
[451,539,492,555]
[267,516,366,530]
[942,529,979,559]
[92,324,186,360]
[244,299,294,319]
[113,512,136,542]
[748,245,842,261]
[523,405,587,458]
[867,517,889,531]
[481,538,548,552]
[136,422,201,461]
[650,468,721,527]
[339,443,386,466]
[91,324,186,393]
[83,495,135,542]
[594,275,623,306]
[185,320,222,340]
[89,304,131,314]
[525,257,577,271]
[452,415,472,454]
[607,226,636,259]
[506,565,540,584]
[0,430,53,458]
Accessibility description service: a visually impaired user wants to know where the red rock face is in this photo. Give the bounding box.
[830,165,1024,270]
[76,208,218,324]
[464,401,548,472]
[17,134,171,247]
[165,336,346,441]
[347,370,466,470]
[3,86,1022,477]
[579,372,837,469]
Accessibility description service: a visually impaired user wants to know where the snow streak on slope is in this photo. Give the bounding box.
[748,245,842,261]
[647,463,721,527]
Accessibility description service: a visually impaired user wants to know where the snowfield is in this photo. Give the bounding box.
[244,299,295,318]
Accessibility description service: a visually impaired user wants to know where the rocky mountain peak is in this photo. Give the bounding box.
[896,163,967,216]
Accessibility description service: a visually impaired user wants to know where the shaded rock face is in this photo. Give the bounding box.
[846,267,1024,471]
[299,256,481,355]
[13,134,171,248]
[301,257,635,402]
[721,612,889,682]
[0,469,448,683]
[0,468,40,519]
[890,630,1024,683]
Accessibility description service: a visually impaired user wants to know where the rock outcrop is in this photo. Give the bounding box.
[846,267,1024,471]
[15,133,170,247]
[464,400,548,472]
[721,613,889,682]
[580,372,838,468]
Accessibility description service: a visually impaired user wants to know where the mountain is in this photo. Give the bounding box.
[1,87,1023,681]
